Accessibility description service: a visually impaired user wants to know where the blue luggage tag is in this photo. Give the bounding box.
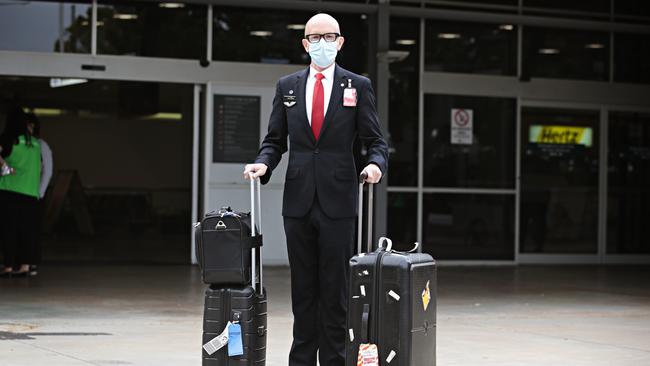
[227,323,244,356]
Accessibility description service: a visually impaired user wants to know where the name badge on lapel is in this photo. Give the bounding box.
[343,79,357,107]
[283,93,297,107]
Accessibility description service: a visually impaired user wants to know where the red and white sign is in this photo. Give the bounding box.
[451,108,473,145]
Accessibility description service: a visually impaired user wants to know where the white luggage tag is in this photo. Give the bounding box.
[343,79,357,107]
[357,343,379,366]
[203,321,232,355]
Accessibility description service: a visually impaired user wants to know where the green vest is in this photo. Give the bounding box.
[0,135,42,198]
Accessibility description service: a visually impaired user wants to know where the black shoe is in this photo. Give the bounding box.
[0,271,12,278]
[29,265,38,277]
[11,271,29,278]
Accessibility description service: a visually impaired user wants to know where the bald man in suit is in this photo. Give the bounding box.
[244,13,388,366]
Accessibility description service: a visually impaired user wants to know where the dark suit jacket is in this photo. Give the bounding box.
[255,64,388,219]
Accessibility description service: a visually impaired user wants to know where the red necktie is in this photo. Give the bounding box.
[311,73,325,140]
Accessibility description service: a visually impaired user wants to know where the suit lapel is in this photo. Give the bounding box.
[294,67,315,145]
[317,64,347,146]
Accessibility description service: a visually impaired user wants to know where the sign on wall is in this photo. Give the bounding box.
[213,94,261,163]
[450,108,473,145]
[529,125,593,147]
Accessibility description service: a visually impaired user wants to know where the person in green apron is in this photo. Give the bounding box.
[0,107,42,277]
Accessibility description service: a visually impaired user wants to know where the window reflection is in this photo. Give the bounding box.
[614,33,650,84]
[387,192,418,251]
[97,1,207,59]
[388,17,419,187]
[211,8,369,73]
[607,111,650,254]
[0,1,91,53]
[614,0,650,18]
[523,27,609,81]
[423,194,515,260]
[524,0,610,14]
[520,107,599,254]
[425,20,517,75]
[424,94,516,189]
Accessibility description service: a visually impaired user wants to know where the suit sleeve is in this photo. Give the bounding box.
[357,78,389,178]
[254,81,288,185]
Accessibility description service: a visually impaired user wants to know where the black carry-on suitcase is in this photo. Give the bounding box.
[201,176,267,366]
[345,173,437,366]
[195,192,263,285]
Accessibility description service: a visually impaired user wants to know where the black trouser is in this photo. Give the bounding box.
[0,190,39,268]
[283,195,355,366]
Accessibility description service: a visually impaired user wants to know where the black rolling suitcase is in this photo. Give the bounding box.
[201,177,267,366]
[345,174,437,366]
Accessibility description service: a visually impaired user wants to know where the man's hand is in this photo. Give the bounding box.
[243,163,268,180]
[361,164,382,184]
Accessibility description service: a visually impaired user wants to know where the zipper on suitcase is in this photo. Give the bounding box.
[224,288,231,355]
[371,250,386,343]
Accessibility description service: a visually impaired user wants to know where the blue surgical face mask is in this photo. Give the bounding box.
[308,39,338,68]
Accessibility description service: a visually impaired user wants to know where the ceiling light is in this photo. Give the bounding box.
[395,39,416,46]
[286,24,305,30]
[499,24,514,31]
[159,3,185,8]
[32,108,63,116]
[113,13,138,20]
[82,20,103,26]
[438,33,461,39]
[585,43,605,49]
[142,113,182,120]
[250,31,273,37]
[538,48,560,55]
[50,78,88,88]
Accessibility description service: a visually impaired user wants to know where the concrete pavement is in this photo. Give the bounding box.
[1,265,649,365]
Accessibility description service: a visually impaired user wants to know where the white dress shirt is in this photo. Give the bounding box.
[305,63,335,126]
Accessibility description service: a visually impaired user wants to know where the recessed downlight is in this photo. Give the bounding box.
[250,31,273,37]
[538,48,560,55]
[113,13,138,20]
[396,39,416,46]
[438,33,461,39]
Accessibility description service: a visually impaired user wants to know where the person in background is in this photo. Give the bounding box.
[0,107,42,277]
[27,112,52,276]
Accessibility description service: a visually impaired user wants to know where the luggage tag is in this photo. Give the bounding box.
[227,314,244,357]
[357,343,379,366]
[283,90,297,108]
[202,321,231,355]
[343,79,357,107]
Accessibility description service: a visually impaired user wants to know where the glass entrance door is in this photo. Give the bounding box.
[519,106,600,257]
[607,111,650,255]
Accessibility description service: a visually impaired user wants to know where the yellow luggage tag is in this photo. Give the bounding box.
[357,343,379,366]
[422,280,431,311]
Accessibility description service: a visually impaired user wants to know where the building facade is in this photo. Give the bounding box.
[0,0,649,265]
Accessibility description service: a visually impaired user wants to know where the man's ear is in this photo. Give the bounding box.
[337,36,345,51]
[302,39,310,53]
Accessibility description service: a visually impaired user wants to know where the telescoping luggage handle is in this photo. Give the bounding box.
[357,173,422,255]
[249,173,263,295]
[358,172,374,254]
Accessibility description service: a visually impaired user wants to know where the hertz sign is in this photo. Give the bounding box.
[529,125,593,147]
